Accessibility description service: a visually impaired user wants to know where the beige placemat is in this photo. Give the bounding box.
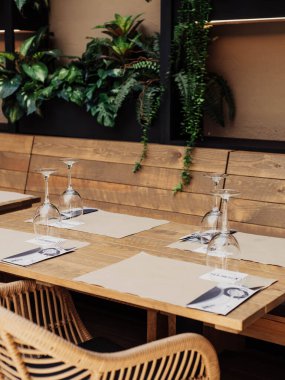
[74,252,275,308]
[0,227,88,260]
[0,191,34,205]
[169,232,285,267]
[57,210,169,238]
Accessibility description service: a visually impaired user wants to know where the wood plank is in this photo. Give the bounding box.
[225,175,285,203]
[26,173,214,216]
[0,133,34,154]
[29,155,215,193]
[21,191,204,226]
[0,152,31,172]
[242,315,285,346]
[32,136,229,172]
[228,198,285,229]
[0,170,27,191]
[229,221,285,239]
[228,151,285,179]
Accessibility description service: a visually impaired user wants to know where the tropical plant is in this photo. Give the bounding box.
[81,13,162,170]
[0,27,60,122]
[172,0,235,192]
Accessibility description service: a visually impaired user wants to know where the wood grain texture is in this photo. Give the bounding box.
[0,133,34,154]
[29,155,214,193]
[0,152,31,172]
[227,151,285,179]
[225,175,285,203]
[0,170,27,191]
[26,172,213,217]
[32,135,229,171]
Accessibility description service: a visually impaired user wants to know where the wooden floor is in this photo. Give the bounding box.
[73,292,285,380]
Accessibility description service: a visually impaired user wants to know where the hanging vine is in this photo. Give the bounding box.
[172,0,212,192]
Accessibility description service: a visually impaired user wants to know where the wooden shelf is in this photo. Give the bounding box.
[208,17,285,26]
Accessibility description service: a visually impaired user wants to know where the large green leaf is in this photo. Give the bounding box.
[20,34,37,57]
[0,75,22,98]
[22,62,48,83]
[20,27,47,57]
[2,98,25,123]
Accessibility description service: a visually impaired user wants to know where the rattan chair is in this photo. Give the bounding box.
[0,305,220,380]
[0,279,92,345]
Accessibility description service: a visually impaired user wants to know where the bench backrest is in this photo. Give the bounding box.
[0,133,34,193]
[226,150,285,237]
[26,135,230,225]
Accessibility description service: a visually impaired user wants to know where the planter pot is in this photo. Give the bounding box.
[17,99,162,143]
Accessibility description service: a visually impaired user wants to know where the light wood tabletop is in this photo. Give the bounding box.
[0,191,40,214]
[0,206,284,337]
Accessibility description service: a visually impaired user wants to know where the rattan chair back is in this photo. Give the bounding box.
[0,306,220,380]
[0,280,91,344]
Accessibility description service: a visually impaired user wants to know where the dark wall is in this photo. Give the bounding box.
[211,0,285,21]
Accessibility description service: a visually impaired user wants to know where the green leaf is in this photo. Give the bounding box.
[0,52,16,62]
[20,34,37,56]
[22,62,48,83]
[14,0,27,11]
[2,99,25,123]
[0,75,22,98]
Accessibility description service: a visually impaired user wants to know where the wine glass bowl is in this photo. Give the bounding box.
[206,189,241,270]
[59,158,83,219]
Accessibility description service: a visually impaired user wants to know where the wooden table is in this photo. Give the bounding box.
[0,207,284,343]
[0,191,40,214]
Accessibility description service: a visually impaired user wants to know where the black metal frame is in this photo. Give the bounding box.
[159,0,285,153]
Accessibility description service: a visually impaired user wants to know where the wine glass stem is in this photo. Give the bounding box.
[213,181,219,210]
[44,175,50,204]
[221,198,229,233]
[67,164,72,190]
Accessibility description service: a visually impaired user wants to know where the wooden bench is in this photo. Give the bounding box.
[25,135,230,225]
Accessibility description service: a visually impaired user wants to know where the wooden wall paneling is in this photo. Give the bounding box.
[227,151,285,179]
[0,169,27,191]
[0,133,34,192]
[29,155,215,193]
[225,150,285,234]
[0,133,34,154]
[32,136,230,172]
[26,172,214,217]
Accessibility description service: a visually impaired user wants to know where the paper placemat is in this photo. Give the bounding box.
[74,252,275,314]
[54,209,169,238]
[169,232,285,267]
[0,227,88,265]
[0,190,35,204]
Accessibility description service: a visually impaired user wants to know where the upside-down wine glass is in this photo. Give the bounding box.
[201,173,227,234]
[33,169,61,254]
[59,158,83,219]
[206,189,241,270]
